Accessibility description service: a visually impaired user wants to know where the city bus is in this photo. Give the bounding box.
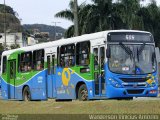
[0,30,159,101]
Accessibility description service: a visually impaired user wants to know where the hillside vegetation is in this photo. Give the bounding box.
[23,24,65,41]
[0,4,22,33]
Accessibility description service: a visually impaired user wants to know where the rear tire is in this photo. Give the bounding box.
[23,86,31,101]
[78,84,88,101]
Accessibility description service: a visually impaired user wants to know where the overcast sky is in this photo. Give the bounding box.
[0,0,160,29]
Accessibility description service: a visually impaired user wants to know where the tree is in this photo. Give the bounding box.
[10,44,20,49]
[0,4,22,33]
[55,1,76,37]
[55,0,114,37]
[55,0,160,47]
[145,0,160,47]
[0,43,4,52]
[0,4,16,15]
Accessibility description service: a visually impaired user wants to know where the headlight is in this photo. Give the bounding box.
[109,78,122,88]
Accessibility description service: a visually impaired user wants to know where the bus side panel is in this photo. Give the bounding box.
[47,73,57,98]
[55,67,93,100]
[56,67,74,99]
[47,73,52,98]
[53,73,57,98]
[30,70,47,100]
[15,86,23,100]
[1,77,8,100]
[4,70,48,100]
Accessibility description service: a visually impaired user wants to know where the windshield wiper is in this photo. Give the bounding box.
[137,43,145,62]
[137,43,145,56]
[119,42,132,56]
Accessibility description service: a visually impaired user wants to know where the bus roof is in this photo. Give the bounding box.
[2,30,150,56]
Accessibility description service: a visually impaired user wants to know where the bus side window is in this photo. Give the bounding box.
[93,48,98,70]
[18,54,20,72]
[60,46,65,67]
[60,44,75,67]
[100,47,105,70]
[47,56,51,75]
[19,52,32,72]
[52,55,55,74]
[2,56,7,74]
[66,44,75,67]
[57,47,60,66]
[76,41,90,66]
[33,49,44,71]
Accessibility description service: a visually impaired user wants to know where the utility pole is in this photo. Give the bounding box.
[4,0,6,50]
[72,0,79,36]
[52,22,61,40]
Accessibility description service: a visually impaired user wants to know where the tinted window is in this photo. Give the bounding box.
[60,44,75,67]
[33,49,44,71]
[19,52,32,72]
[2,56,7,73]
[76,41,90,65]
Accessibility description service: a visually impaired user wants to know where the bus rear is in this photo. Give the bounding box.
[105,31,158,98]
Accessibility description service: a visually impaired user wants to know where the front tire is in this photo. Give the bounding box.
[23,86,31,101]
[78,84,88,101]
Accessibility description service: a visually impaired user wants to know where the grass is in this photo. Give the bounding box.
[0,99,160,114]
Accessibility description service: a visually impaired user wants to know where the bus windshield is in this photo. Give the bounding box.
[109,44,156,74]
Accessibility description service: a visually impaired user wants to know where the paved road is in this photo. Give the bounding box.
[134,97,160,100]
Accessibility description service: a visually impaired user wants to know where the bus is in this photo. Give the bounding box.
[0,30,159,101]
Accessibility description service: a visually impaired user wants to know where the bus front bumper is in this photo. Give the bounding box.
[106,85,158,98]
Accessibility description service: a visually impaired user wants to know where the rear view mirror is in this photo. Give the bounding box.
[106,47,111,58]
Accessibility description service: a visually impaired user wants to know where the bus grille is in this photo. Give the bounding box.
[120,78,148,82]
[127,89,144,94]
[123,84,146,88]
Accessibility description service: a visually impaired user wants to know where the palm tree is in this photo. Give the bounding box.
[141,0,160,47]
[55,0,160,48]
[83,0,113,32]
[55,1,77,37]
[55,0,114,37]
[55,2,74,22]
[115,0,142,29]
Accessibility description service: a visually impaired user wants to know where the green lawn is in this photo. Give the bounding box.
[0,99,160,114]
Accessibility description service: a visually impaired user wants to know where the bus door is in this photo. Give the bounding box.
[93,46,105,97]
[8,60,16,99]
[47,53,56,98]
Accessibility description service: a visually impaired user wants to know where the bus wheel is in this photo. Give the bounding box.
[78,84,88,101]
[23,86,31,101]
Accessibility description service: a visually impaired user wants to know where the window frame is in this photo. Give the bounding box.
[60,44,75,67]
[33,49,45,71]
[19,51,32,73]
[76,41,90,66]
[2,56,7,74]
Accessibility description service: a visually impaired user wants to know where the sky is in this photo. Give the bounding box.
[0,0,160,29]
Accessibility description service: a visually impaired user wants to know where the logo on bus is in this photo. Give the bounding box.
[58,68,75,87]
[133,84,137,88]
[62,68,71,86]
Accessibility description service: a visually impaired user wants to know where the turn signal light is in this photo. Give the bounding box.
[149,90,157,94]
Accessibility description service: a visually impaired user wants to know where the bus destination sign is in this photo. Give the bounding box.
[108,32,153,42]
